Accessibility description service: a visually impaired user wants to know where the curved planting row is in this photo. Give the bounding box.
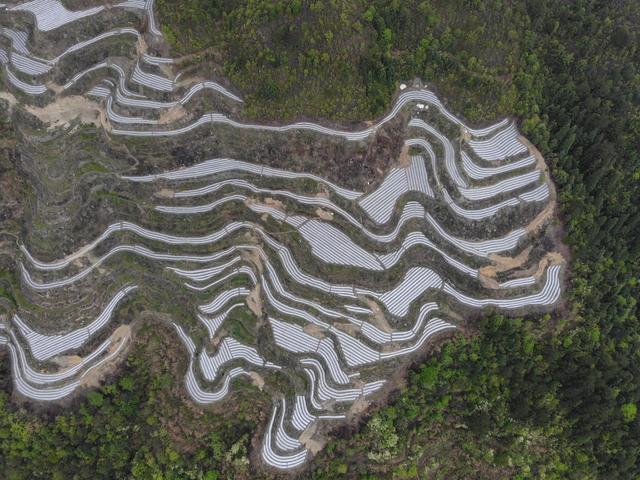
[0,0,564,470]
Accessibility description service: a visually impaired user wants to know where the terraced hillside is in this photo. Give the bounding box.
[0,0,566,471]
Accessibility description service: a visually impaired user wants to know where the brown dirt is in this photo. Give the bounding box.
[52,354,82,368]
[525,200,555,235]
[303,323,326,338]
[135,35,149,57]
[478,272,501,289]
[315,207,334,221]
[80,324,131,387]
[174,73,211,89]
[45,81,64,94]
[154,188,175,199]
[263,197,285,210]
[241,248,263,275]
[158,104,187,125]
[25,96,107,130]
[396,143,412,168]
[478,246,536,288]
[359,297,393,333]
[529,252,565,281]
[349,396,371,416]
[315,186,330,199]
[246,283,263,317]
[299,423,325,455]
[0,92,17,107]
[481,249,565,286]
[480,245,533,279]
[332,322,360,336]
[245,197,285,218]
[247,371,265,390]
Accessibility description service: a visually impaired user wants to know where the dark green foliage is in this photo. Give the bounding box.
[1,0,639,478]
[0,328,261,479]
[310,316,592,478]
[154,2,640,475]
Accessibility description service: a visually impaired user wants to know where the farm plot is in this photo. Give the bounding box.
[0,0,565,471]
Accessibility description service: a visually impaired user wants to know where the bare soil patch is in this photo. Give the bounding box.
[52,354,82,368]
[241,247,263,275]
[360,296,393,333]
[248,371,265,390]
[159,104,187,124]
[299,423,325,454]
[396,143,412,168]
[303,323,326,338]
[315,207,334,221]
[525,200,555,235]
[80,324,131,387]
[0,92,17,107]
[26,96,106,130]
[480,246,533,279]
[246,283,263,317]
[154,188,175,199]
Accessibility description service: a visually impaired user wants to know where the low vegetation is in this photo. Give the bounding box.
[0,0,638,478]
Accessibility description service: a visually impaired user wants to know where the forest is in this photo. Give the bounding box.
[1,0,639,478]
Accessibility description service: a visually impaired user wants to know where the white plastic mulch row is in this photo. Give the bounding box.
[164,178,360,225]
[468,123,528,161]
[131,61,174,92]
[20,215,556,325]
[8,0,155,33]
[197,303,243,338]
[185,266,257,293]
[408,118,467,188]
[0,339,81,400]
[106,96,158,125]
[0,324,128,402]
[291,395,316,431]
[10,51,51,75]
[142,53,173,65]
[499,276,536,288]
[12,285,137,361]
[0,22,242,105]
[269,317,350,385]
[0,27,31,55]
[290,217,384,271]
[275,398,303,450]
[199,336,280,382]
[406,136,547,220]
[441,189,520,220]
[328,317,454,367]
[111,88,510,141]
[301,358,385,403]
[5,68,47,94]
[461,151,536,180]
[459,170,541,201]
[171,321,334,464]
[358,155,433,224]
[444,264,562,309]
[173,323,251,404]
[123,157,362,200]
[262,401,308,469]
[5,327,112,385]
[198,287,251,314]
[9,0,105,32]
[168,256,242,282]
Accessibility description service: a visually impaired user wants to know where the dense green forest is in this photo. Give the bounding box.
[1,0,639,478]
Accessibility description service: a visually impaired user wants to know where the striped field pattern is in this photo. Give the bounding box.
[1,1,564,470]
